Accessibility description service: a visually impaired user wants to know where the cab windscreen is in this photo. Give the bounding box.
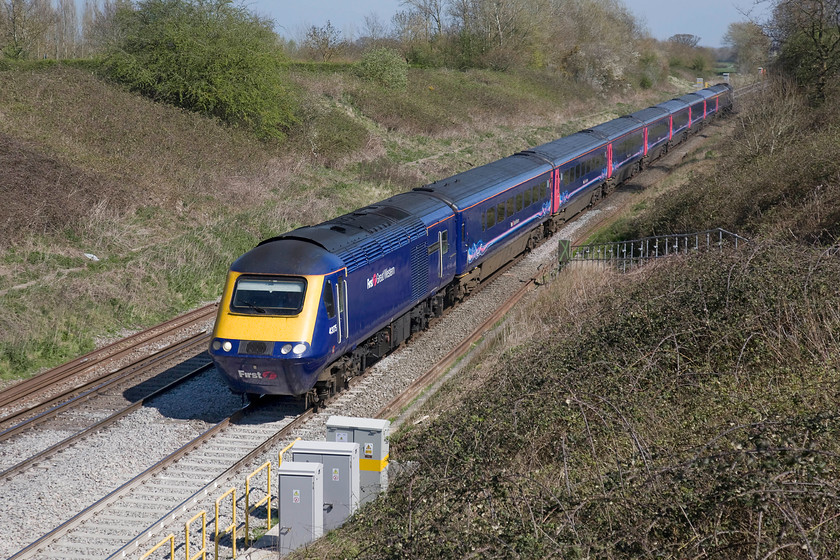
[230,276,307,315]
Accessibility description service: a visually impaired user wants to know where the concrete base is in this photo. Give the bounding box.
[240,523,280,559]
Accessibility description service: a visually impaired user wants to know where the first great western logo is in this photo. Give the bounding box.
[367,267,396,289]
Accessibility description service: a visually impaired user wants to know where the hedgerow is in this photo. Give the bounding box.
[101,0,296,140]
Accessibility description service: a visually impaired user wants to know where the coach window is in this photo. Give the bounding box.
[324,281,336,319]
[487,206,495,228]
[525,188,531,207]
[516,193,523,212]
[507,198,514,217]
[498,202,505,221]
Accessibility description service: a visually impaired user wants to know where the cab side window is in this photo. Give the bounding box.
[324,280,336,319]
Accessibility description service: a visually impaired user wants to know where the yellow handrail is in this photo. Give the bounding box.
[245,461,272,545]
[186,510,207,560]
[278,437,301,467]
[140,534,175,560]
[214,487,237,560]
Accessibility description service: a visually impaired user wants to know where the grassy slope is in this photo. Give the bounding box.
[0,63,690,381]
[292,82,840,558]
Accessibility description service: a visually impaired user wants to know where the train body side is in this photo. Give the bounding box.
[414,153,555,279]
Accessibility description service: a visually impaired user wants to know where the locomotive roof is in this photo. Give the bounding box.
[232,238,343,276]
[413,152,553,211]
[585,115,644,142]
[261,192,453,273]
[628,106,670,125]
[526,131,605,167]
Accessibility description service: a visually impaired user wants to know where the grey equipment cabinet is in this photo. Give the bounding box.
[290,441,360,531]
[325,416,391,504]
[277,461,324,556]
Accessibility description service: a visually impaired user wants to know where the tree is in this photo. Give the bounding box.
[401,0,445,40]
[668,33,701,47]
[362,11,388,43]
[723,21,770,75]
[51,0,78,58]
[443,0,543,69]
[0,0,54,58]
[547,0,642,89]
[770,0,840,101]
[304,20,344,62]
[81,0,130,56]
[103,0,296,140]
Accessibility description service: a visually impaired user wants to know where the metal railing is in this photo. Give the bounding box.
[214,488,237,560]
[245,461,272,546]
[562,228,749,272]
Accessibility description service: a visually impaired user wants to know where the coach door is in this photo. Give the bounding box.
[427,218,455,289]
[336,275,349,344]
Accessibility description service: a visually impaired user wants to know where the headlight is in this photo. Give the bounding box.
[222,341,233,352]
[293,343,306,355]
[281,343,293,355]
[211,340,221,351]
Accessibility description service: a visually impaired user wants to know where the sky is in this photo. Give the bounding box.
[249,0,768,49]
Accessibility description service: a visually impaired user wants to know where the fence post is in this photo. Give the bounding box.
[245,461,272,546]
[215,488,236,560]
[186,511,207,560]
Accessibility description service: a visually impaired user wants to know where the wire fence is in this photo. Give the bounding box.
[559,228,750,273]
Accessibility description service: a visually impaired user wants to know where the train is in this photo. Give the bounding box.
[209,83,733,406]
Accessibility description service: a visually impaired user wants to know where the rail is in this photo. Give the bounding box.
[0,303,216,414]
[562,228,749,272]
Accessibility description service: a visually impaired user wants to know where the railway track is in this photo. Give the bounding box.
[0,303,217,424]
[1,112,738,559]
[9,398,306,560]
[0,307,219,480]
[2,239,564,559]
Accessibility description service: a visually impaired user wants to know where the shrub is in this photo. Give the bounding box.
[101,0,296,140]
[354,47,408,89]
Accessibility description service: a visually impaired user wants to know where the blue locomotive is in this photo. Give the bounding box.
[209,84,733,405]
